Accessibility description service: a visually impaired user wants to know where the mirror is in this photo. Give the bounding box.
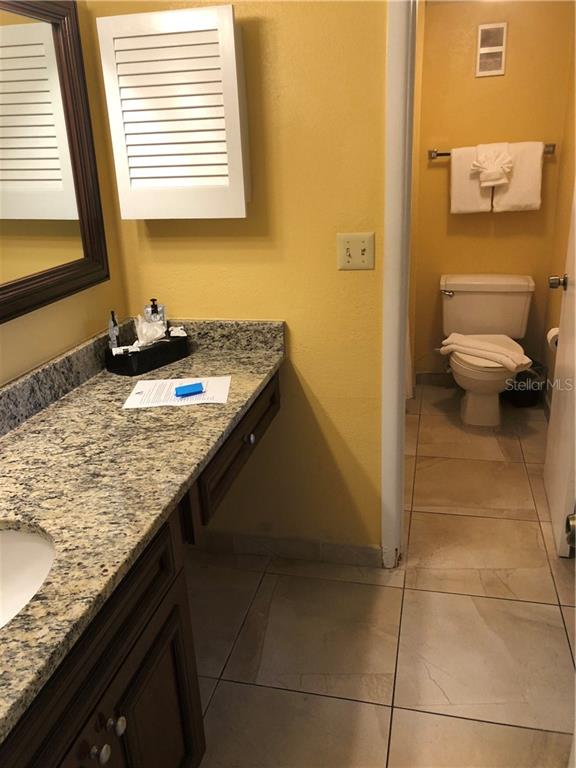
[0,0,108,323]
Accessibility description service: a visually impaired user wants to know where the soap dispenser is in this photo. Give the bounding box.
[144,298,166,324]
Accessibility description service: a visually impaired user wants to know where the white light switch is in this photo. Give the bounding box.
[337,232,375,270]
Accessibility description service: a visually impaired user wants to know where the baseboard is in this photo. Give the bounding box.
[201,530,383,568]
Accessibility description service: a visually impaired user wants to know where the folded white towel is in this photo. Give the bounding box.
[440,333,532,372]
[471,143,513,188]
[493,142,544,212]
[450,147,492,214]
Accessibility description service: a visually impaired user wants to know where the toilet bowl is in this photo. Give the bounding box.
[449,335,523,427]
[440,274,535,428]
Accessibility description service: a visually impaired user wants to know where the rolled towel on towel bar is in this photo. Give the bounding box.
[471,143,513,188]
[440,333,532,372]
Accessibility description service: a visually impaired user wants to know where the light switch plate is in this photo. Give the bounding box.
[337,232,375,270]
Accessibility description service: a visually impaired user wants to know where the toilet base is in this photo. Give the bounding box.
[461,391,500,427]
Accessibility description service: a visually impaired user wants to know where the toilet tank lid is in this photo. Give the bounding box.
[440,274,535,292]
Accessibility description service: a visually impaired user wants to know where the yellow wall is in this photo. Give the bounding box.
[0,222,84,284]
[0,10,36,24]
[75,0,387,548]
[412,1,575,373]
[0,267,127,385]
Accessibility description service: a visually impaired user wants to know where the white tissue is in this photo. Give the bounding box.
[111,344,140,356]
[547,327,560,351]
[135,314,167,347]
[169,325,187,337]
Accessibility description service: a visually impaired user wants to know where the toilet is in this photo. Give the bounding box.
[440,274,535,427]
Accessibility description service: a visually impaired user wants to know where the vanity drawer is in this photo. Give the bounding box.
[198,373,280,524]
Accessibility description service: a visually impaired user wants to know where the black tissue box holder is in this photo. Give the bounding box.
[105,335,190,377]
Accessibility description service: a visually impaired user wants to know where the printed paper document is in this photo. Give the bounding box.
[123,376,231,409]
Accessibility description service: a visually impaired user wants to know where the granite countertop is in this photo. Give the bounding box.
[0,328,284,745]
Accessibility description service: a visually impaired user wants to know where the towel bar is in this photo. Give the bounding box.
[428,143,556,160]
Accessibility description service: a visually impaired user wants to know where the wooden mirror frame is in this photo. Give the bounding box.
[0,0,109,323]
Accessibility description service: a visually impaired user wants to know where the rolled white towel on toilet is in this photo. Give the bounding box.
[440,333,532,372]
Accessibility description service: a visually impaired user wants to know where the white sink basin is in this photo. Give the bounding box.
[0,528,55,630]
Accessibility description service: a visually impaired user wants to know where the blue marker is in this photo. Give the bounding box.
[175,382,205,398]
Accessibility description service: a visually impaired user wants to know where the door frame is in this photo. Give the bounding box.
[381,0,418,567]
[544,187,576,557]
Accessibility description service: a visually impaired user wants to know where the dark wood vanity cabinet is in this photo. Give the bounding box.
[59,574,202,768]
[0,372,280,768]
[0,510,205,768]
[194,373,280,529]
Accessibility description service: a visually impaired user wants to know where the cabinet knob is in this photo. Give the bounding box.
[90,743,112,765]
[107,715,128,737]
[245,432,256,445]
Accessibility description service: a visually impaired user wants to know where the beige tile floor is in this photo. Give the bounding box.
[406,511,557,602]
[189,383,574,767]
[224,574,402,705]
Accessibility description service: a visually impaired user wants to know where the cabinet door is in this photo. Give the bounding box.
[108,574,204,768]
[58,714,128,768]
[58,574,204,768]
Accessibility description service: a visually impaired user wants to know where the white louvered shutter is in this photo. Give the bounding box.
[97,5,250,219]
[0,22,78,220]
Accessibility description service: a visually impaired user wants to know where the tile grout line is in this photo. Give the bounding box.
[385,479,415,767]
[405,409,420,520]
[218,676,393,709]
[561,605,576,666]
[527,469,576,666]
[392,705,576,737]
[524,456,562,608]
[518,420,575,664]
[412,507,540,523]
[525,466,551,524]
[412,507,539,523]
[417,453,526,464]
[200,676,219,717]
[195,562,559,608]
[402,585,559,607]
[265,568,405,590]
[208,678,576,739]
[518,436,530,465]
[203,561,269,717]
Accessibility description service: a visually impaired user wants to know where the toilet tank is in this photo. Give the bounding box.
[441,274,535,338]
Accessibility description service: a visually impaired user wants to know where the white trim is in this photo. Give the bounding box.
[381,0,417,567]
[96,5,249,219]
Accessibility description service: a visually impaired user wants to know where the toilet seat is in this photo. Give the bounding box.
[450,334,525,371]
